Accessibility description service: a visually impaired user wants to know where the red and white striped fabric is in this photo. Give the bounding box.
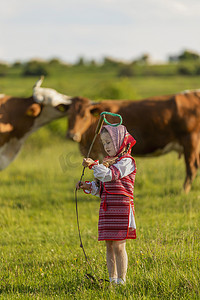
[98,194,136,240]
[98,154,136,241]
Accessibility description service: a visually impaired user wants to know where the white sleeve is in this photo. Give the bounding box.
[84,180,100,196]
[92,164,112,182]
[90,181,100,196]
[114,158,135,178]
[92,158,135,182]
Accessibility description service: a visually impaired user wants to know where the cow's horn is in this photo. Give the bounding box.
[33,76,45,103]
[33,75,44,89]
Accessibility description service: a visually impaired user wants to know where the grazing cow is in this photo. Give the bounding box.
[0,77,71,170]
[67,91,200,193]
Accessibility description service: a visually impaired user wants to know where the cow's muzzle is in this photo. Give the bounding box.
[66,131,81,142]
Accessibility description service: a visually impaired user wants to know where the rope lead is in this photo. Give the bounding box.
[100,111,123,127]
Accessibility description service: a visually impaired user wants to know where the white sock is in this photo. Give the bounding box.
[109,277,117,283]
[117,278,126,285]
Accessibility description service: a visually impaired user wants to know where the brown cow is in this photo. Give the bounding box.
[0,77,71,170]
[67,91,200,193]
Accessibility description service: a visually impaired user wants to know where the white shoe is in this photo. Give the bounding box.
[109,277,117,284]
[117,278,126,285]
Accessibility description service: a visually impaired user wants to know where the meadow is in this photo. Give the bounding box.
[0,71,200,299]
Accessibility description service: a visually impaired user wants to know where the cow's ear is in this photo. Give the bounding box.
[90,106,101,117]
[26,103,41,117]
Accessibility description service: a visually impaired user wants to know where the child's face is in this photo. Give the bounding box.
[100,132,116,157]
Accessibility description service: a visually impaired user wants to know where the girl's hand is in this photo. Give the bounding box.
[76,181,91,190]
[82,158,95,168]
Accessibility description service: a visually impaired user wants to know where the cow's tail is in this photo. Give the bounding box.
[33,76,44,89]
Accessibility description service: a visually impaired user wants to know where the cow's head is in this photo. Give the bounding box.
[0,77,72,140]
[32,76,72,128]
[67,97,101,142]
[0,79,73,170]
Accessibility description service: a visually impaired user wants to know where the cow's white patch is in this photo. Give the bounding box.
[33,87,71,107]
[0,137,27,170]
[0,94,5,99]
[143,142,184,157]
[33,76,72,106]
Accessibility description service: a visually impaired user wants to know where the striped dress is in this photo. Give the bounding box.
[87,154,136,241]
[98,154,136,241]
[98,193,136,240]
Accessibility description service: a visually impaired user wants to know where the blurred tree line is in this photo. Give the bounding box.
[0,49,200,77]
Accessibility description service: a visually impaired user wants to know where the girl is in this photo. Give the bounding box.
[77,124,137,285]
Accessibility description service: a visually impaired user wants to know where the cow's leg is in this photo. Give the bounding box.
[182,133,200,193]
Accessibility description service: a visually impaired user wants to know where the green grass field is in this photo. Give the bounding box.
[0,73,200,299]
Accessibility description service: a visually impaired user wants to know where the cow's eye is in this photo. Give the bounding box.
[93,112,99,117]
[56,104,68,112]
